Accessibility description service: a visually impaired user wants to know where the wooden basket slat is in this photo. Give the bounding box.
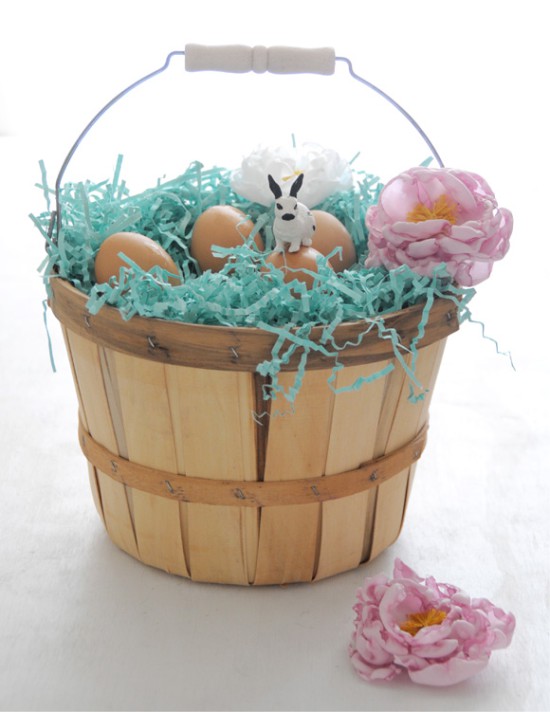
[164,367,258,479]
[262,369,335,480]
[163,366,187,475]
[361,485,379,563]
[110,352,188,576]
[402,339,447,510]
[254,369,334,585]
[314,495,369,581]
[130,493,188,576]
[369,340,446,559]
[98,347,129,458]
[255,503,321,585]
[314,361,389,581]
[356,356,409,560]
[368,466,412,560]
[183,505,258,585]
[64,329,140,558]
[61,326,90,434]
[64,330,118,452]
[324,361,391,475]
[242,509,261,585]
[95,469,140,559]
[87,462,105,524]
[111,352,178,470]
[372,360,410,458]
[164,367,259,584]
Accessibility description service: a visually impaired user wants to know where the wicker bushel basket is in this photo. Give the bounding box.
[46,45,460,585]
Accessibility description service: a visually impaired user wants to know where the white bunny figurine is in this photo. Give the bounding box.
[268,173,316,253]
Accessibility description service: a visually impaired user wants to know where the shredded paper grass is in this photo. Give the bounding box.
[32,157,475,403]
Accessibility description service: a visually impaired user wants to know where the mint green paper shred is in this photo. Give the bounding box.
[37,160,51,212]
[42,298,56,373]
[32,157,476,403]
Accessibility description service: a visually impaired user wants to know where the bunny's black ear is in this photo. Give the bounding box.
[289,172,304,197]
[268,174,282,199]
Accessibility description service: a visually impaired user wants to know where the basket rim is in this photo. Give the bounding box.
[49,276,459,371]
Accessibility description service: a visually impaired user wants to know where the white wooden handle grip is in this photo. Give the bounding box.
[184,44,335,75]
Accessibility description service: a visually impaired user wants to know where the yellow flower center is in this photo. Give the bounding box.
[399,608,448,636]
[282,169,304,182]
[406,194,458,224]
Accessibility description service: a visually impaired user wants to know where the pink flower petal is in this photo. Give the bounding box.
[438,170,479,214]
[391,219,449,239]
[349,558,515,688]
[455,260,493,286]
[450,619,477,640]
[408,656,490,687]
[412,638,460,659]
[406,238,440,258]
[438,236,480,255]
[349,649,403,682]
[364,166,513,285]
[448,223,486,241]
[393,559,422,582]
[379,177,419,219]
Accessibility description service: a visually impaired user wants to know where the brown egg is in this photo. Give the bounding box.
[263,246,332,290]
[94,231,181,285]
[190,205,264,272]
[310,210,356,272]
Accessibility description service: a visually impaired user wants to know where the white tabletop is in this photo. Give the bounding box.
[1,3,549,710]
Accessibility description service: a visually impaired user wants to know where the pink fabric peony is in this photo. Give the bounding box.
[365,167,513,286]
[349,559,515,687]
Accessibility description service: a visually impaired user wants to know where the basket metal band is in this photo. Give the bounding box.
[79,419,428,508]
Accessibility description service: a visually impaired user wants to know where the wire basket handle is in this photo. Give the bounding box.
[49,44,444,241]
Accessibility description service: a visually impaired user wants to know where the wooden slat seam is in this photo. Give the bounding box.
[162,365,192,579]
[90,464,106,522]
[62,327,89,432]
[98,347,129,458]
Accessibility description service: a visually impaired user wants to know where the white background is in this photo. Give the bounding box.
[1,1,549,710]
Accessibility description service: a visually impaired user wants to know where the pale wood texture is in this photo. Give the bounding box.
[95,469,140,559]
[164,367,259,584]
[87,462,105,524]
[254,370,334,585]
[403,339,447,510]
[61,306,448,585]
[110,352,188,576]
[98,348,128,458]
[64,330,117,452]
[314,362,389,580]
[63,329,139,559]
[368,340,446,559]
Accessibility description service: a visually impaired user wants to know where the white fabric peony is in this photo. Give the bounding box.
[230,142,353,207]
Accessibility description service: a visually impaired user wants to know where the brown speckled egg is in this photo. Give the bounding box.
[310,210,356,272]
[94,231,181,285]
[190,205,264,272]
[263,246,332,290]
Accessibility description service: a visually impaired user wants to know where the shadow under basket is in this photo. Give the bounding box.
[50,277,458,585]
